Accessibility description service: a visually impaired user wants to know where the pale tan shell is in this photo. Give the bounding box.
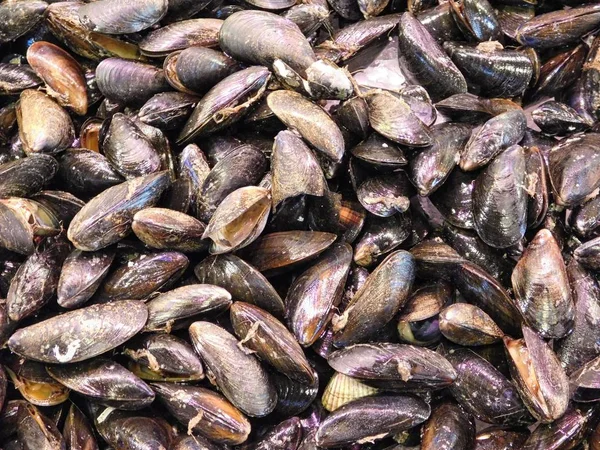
[321,371,379,412]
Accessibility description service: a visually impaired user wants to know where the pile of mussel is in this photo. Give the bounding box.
[2,0,600,448]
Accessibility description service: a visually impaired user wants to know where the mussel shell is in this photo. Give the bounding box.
[16,89,74,155]
[144,284,231,331]
[532,101,591,136]
[95,58,170,106]
[138,92,197,130]
[58,149,124,198]
[421,401,475,450]
[132,207,207,252]
[63,403,97,450]
[68,172,171,251]
[439,303,504,346]
[267,90,345,163]
[189,321,277,417]
[174,46,239,94]
[0,0,47,44]
[333,250,415,347]
[178,66,271,144]
[315,395,430,448]
[472,145,527,248]
[0,63,42,95]
[57,248,115,308]
[0,154,57,198]
[47,358,154,409]
[354,214,411,267]
[17,403,66,450]
[78,0,168,34]
[8,300,148,363]
[139,18,222,57]
[397,12,467,101]
[449,0,500,41]
[246,417,303,450]
[152,382,251,445]
[430,168,476,229]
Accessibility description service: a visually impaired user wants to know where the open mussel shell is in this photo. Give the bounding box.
[504,326,570,423]
[0,0,47,44]
[460,110,527,171]
[64,403,97,450]
[32,190,85,225]
[152,382,251,445]
[95,251,188,302]
[68,172,171,251]
[548,133,600,207]
[132,207,207,252]
[139,18,223,57]
[17,403,66,450]
[398,12,467,101]
[328,343,457,391]
[333,250,415,347]
[230,302,315,385]
[272,130,326,209]
[189,321,277,417]
[365,91,432,147]
[472,145,527,248]
[178,66,271,144]
[78,0,167,34]
[511,229,574,339]
[26,41,88,115]
[439,303,504,346]
[96,58,169,106]
[203,186,271,254]
[16,89,74,155]
[57,248,114,309]
[267,90,345,163]
[556,260,600,375]
[123,333,204,381]
[242,230,337,275]
[46,358,154,409]
[0,63,42,95]
[219,10,316,74]
[356,172,413,218]
[8,300,148,363]
[532,101,591,136]
[409,122,472,196]
[421,401,475,450]
[525,146,548,229]
[145,284,231,332]
[0,154,57,199]
[445,42,533,99]
[315,395,431,448]
[286,243,352,347]
[4,356,69,406]
[516,3,600,48]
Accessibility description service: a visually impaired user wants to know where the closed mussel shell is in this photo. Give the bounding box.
[245,417,303,450]
[354,213,411,267]
[47,358,154,409]
[57,248,115,308]
[17,403,65,450]
[0,154,57,198]
[570,355,600,402]
[138,92,197,130]
[511,229,574,339]
[445,347,532,426]
[173,46,239,94]
[8,300,148,363]
[68,172,171,251]
[0,0,47,44]
[230,302,314,384]
[334,250,415,347]
[139,18,223,57]
[430,168,477,229]
[532,101,591,136]
[133,207,207,252]
[95,251,188,302]
[95,58,170,106]
[58,149,124,198]
[189,321,277,417]
[315,395,430,448]
[17,89,74,155]
[0,63,42,95]
[123,333,204,381]
[286,243,352,347]
[26,41,88,115]
[178,66,271,144]
[78,0,168,34]
[351,133,407,169]
[439,303,504,346]
[474,427,529,450]
[504,326,570,423]
[267,90,345,163]
[152,382,251,444]
[328,343,457,391]
[145,284,231,331]
[449,0,499,41]
[194,254,284,317]
[421,401,475,450]
[63,403,98,450]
